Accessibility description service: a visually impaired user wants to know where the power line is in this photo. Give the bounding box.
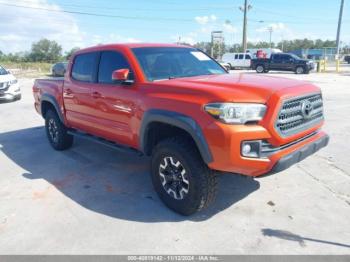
[2,0,235,11]
[0,2,195,22]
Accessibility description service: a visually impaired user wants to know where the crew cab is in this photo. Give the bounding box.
[33,43,329,215]
[222,52,252,69]
[251,53,315,74]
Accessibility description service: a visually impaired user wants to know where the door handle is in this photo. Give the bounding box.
[65,88,73,95]
[91,91,102,98]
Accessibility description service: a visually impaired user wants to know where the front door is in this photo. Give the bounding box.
[88,50,138,146]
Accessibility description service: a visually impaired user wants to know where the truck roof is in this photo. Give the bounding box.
[75,43,193,54]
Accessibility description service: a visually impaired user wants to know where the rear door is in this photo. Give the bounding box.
[280,54,294,70]
[270,54,282,70]
[243,54,251,67]
[63,52,99,132]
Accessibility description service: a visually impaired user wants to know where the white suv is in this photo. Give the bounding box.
[0,65,21,102]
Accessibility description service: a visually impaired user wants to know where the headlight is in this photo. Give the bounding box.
[9,79,18,85]
[204,103,267,124]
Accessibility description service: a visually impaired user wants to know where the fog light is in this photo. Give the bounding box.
[241,141,261,158]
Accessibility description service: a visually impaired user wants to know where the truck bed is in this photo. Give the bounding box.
[33,78,64,116]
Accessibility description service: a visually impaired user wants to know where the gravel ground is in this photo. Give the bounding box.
[0,71,349,254]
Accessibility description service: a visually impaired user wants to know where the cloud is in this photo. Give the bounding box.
[171,32,198,45]
[195,15,217,25]
[0,0,85,53]
[256,22,286,33]
[223,23,238,33]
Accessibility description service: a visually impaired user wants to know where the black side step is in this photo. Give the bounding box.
[67,130,143,156]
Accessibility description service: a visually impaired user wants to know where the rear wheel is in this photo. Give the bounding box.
[45,109,73,150]
[256,65,265,73]
[151,137,217,216]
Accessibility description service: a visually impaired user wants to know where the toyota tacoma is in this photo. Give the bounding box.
[33,43,329,215]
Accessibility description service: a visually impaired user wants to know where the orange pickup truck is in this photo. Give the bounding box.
[33,43,329,215]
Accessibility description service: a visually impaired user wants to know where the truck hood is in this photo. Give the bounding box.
[154,73,316,103]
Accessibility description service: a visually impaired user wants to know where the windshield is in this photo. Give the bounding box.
[289,53,301,60]
[132,47,227,81]
[0,65,8,75]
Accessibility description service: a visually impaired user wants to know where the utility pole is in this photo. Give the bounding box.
[267,27,273,49]
[336,0,345,56]
[239,0,252,52]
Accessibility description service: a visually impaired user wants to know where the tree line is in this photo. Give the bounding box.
[1,38,349,64]
[0,39,79,63]
[194,39,350,58]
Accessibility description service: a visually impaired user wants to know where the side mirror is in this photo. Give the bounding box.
[112,69,130,82]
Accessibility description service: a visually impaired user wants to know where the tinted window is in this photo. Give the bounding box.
[245,54,250,59]
[98,51,133,84]
[234,54,239,59]
[72,53,98,82]
[272,54,281,61]
[239,54,244,59]
[281,54,291,61]
[132,47,226,81]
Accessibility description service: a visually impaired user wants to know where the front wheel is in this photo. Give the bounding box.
[151,137,217,216]
[256,65,265,73]
[45,109,73,150]
[295,66,305,74]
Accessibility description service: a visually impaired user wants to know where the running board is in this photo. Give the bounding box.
[67,130,143,156]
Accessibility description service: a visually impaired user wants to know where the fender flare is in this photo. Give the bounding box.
[40,94,64,123]
[139,109,213,164]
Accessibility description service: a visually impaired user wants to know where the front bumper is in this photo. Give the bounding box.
[0,84,21,101]
[268,133,329,174]
[205,120,328,176]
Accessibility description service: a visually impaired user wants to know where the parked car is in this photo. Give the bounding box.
[0,65,21,102]
[222,52,252,69]
[344,55,350,64]
[33,43,329,215]
[251,53,315,74]
[51,62,68,77]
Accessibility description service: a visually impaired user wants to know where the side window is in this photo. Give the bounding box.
[272,54,280,61]
[234,54,239,59]
[239,54,244,59]
[71,52,98,82]
[281,54,289,61]
[245,54,250,59]
[98,51,133,84]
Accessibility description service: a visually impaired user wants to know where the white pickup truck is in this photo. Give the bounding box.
[222,53,252,69]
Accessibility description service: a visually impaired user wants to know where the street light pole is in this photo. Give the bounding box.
[336,0,345,56]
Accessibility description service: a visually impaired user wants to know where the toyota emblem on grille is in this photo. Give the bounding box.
[301,100,313,119]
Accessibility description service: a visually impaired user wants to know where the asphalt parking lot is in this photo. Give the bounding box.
[0,71,349,254]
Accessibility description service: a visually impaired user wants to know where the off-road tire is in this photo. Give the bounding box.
[45,109,73,150]
[151,137,218,216]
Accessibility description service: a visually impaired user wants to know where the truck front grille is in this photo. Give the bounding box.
[275,93,324,137]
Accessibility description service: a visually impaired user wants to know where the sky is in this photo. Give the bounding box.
[0,0,349,53]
